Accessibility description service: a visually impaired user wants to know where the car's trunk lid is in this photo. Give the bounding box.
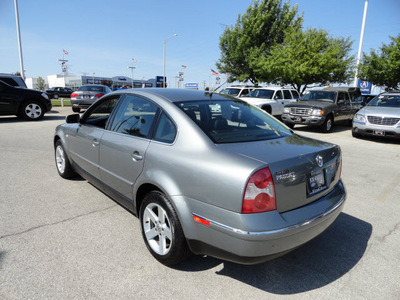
[217,134,342,213]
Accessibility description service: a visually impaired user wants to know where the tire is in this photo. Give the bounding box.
[140,191,191,266]
[285,122,295,129]
[72,107,81,113]
[261,105,272,114]
[20,100,45,121]
[54,94,59,99]
[352,128,362,138]
[55,140,76,179]
[320,115,333,133]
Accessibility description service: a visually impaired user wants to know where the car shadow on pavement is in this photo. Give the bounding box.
[0,114,66,123]
[293,123,351,134]
[177,212,372,294]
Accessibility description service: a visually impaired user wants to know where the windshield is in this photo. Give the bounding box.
[219,88,240,96]
[368,95,400,107]
[302,91,336,103]
[78,85,104,92]
[175,99,291,144]
[244,89,274,99]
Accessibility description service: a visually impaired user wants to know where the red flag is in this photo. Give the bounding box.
[211,69,220,76]
[63,49,68,55]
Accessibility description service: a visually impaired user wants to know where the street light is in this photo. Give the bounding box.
[163,34,178,88]
[14,0,25,79]
[128,66,136,87]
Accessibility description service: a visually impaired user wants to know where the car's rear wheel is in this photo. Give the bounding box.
[55,140,76,179]
[20,100,45,120]
[321,115,333,133]
[53,94,59,99]
[140,191,191,266]
[72,107,81,113]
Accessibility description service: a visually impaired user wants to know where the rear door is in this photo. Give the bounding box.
[99,94,160,202]
[0,81,19,114]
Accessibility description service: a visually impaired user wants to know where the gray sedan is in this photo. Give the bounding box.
[70,84,112,113]
[353,91,400,139]
[54,88,345,266]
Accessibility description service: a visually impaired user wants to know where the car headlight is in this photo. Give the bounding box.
[311,109,323,115]
[283,107,290,113]
[354,113,366,122]
[41,92,49,100]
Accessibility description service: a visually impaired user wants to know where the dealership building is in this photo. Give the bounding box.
[26,74,164,90]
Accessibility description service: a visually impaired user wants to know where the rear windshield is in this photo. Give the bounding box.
[220,88,240,96]
[244,89,274,99]
[175,99,291,143]
[368,95,400,107]
[302,91,336,102]
[78,85,104,92]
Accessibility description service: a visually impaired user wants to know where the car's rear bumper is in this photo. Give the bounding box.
[179,181,346,264]
[353,121,400,139]
[282,113,325,126]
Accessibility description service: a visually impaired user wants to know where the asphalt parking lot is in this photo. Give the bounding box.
[1,107,399,299]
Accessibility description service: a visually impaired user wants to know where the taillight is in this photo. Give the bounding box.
[242,167,276,214]
[94,94,104,98]
[71,93,78,98]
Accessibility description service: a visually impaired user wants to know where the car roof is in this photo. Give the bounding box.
[253,86,294,90]
[110,88,230,103]
[323,87,360,92]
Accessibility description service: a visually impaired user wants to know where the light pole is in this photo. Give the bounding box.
[354,0,369,87]
[163,34,178,88]
[14,0,25,79]
[128,66,136,87]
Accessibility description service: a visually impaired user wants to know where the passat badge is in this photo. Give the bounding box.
[316,155,324,167]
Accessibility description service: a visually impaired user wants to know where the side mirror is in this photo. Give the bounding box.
[66,114,80,124]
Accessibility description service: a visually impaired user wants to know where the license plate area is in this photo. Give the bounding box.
[373,130,385,136]
[307,169,327,196]
[294,117,302,122]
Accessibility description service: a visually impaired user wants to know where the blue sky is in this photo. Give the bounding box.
[1,0,399,88]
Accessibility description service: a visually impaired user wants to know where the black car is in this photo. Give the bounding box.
[45,87,74,99]
[282,87,362,133]
[0,73,27,88]
[0,80,52,120]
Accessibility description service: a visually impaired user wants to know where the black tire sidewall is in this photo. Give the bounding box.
[139,191,189,266]
[321,116,333,133]
[54,94,59,99]
[55,140,75,179]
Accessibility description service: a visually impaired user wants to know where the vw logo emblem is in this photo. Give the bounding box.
[360,81,369,88]
[316,155,324,167]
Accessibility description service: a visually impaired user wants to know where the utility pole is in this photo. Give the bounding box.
[14,0,25,79]
[354,0,369,87]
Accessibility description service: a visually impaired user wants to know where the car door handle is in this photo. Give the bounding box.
[92,139,99,147]
[132,151,143,162]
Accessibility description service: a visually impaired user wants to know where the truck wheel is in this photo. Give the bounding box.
[285,122,295,129]
[321,115,333,133]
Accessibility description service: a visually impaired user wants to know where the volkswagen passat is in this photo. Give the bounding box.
[54,89,345,266]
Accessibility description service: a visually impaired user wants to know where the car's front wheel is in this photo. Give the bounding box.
[55,140,76,179]
[53,94,59,99]
[321,115,334,133]
[285,122,295,129]
[140,191,191,266]
[20,100,45,120]
[72,107,81,113]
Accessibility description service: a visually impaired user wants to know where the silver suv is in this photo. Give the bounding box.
[239,87,300,116]
[352,90,400,139]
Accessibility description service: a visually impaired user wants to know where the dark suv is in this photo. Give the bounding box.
[282,87,362,132]
[0,79,52,120]
[45,87,74,99]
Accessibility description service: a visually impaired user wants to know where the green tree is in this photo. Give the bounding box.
[36,76,46,90]
[358,34,400,90]
[254,27,354,94]
[216,0,302,85]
